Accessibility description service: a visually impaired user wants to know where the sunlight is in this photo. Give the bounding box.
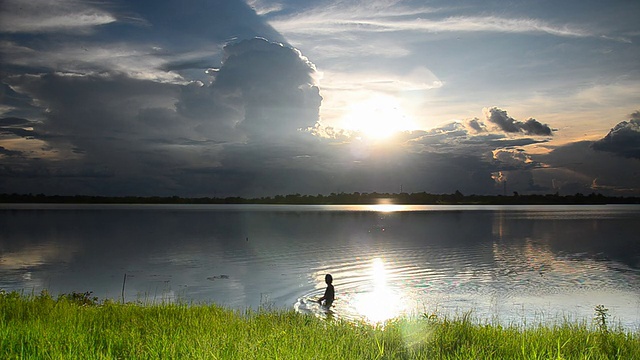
[340,95,415,140]
[369,198,408,213]
[370,204,399,213]
[354,258,407,324]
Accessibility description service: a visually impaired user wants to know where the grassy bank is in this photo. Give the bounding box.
[1,291,638,359]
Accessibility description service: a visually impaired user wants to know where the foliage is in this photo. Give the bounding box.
[594,304,610,333]
[2,191,640,205]
[1,291,639,359]
[58,291,100,306]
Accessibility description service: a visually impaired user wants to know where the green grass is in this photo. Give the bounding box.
[1,291,638,359]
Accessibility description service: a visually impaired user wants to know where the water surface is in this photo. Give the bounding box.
[1,204,639,329]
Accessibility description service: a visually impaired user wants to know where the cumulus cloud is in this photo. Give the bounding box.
[0,1,314,197]
[492,148,535,168]
[395,110,557,195]
[209,38,321,139]
[466,118,487,133]
[591,112,640,159]
[485,107,553,136]
[1,1,637,197]
[1,38,323,195]
[175,38,322,142]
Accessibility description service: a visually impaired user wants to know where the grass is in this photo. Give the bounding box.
[1,290,639,359]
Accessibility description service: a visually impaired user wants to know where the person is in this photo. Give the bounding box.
[317,273,335,307]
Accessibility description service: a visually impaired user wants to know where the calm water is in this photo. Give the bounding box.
[1,204,639,329]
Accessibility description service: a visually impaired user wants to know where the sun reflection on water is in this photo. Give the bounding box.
[369,198,407,213]
[353,257,408,324]
[369,204,402,213]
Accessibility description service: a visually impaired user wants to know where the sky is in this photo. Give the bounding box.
[1,0,639,197]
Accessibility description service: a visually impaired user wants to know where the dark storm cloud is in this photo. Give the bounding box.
[0,146,21,157]
[521,118,553,136]
[0,127,37,138]
[0,117,39,139]
[533,141,640,195]
[0,0,287,84]
[3,37,320,143]
[466,118,486,133]
[411,121,548,155]
[376,117,556,195]
[591,112,640,159]
[107,0,287,45]
[0,83,41,119]
[196,141,500,196]
[3,1,635,197]
[6,73,179,142]
[460,134,547,148]
[0,37,323,196]
[203,38,321,140]
[0,117,30,127]
[101,0,288,80]
[486,107,553,136]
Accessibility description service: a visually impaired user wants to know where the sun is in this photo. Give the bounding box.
[340,95,415,140]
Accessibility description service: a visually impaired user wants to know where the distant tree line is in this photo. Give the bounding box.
[1,191,639,205]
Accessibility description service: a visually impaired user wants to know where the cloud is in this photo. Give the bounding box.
[1,40,188,83]
[246,0,284,16]
[3,72,188,183]
[270,2,593,39]
[174,38,322,141]
[0,0,116,34]
[520,118,553,136]
[20,38,320,149]
[0,0,289,84]
[0,146,22,157]
[209,38,321,140]
[494,134,640,196]
[485,107,553,136]
[321,67,442,92]
[0,117,31,127]
[533,141,640,195]
[466,118,487,133]
[403,114,549,162]
[1,1,638,197]
[411,16,590,37]
[492,148,534,167]
[591,112,640,159]
[0,38,323,195]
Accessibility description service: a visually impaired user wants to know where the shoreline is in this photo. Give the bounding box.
[3,191,640,205]
[2,290,639,359]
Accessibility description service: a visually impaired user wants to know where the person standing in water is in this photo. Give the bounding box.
[318,274,335,307]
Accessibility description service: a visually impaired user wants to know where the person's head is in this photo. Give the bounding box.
[325,274,333,284]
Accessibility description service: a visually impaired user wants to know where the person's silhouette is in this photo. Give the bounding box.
[317,274,335,307]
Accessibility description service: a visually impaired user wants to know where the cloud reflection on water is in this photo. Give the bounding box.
[1,205,639,329]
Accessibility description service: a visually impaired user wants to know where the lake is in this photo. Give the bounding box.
[1,204,639,329]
